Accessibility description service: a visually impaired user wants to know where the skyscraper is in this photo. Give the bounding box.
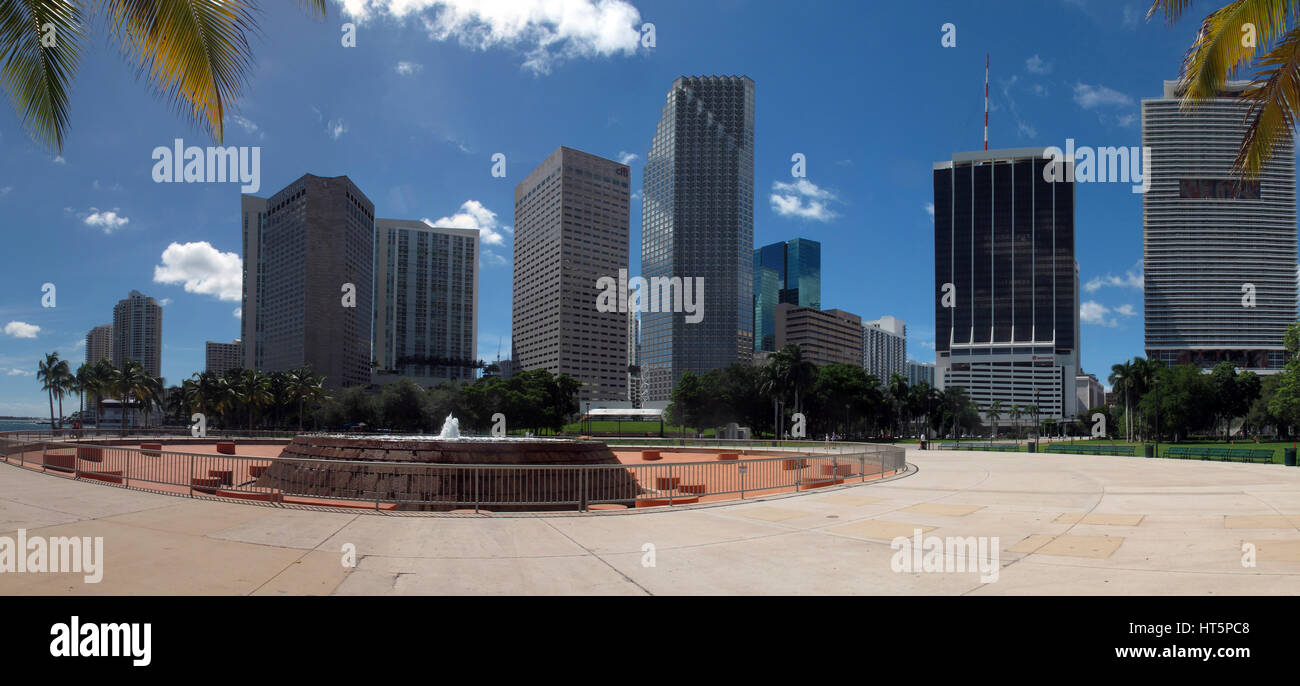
[85,324,113,367]
[513,147,630,402]
[205,340,243,375]
[1142,80,1297,372]
[862,315,907,383]
[933,147,1080,421]
[373,219,479,384]
[240,195,267,370]
[112,291,162,378]
[242,174,374,389]
[641,75,755,403]
[754,237,821,351]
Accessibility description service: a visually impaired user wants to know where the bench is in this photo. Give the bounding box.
[216,441,236,455]
[640,450,661,461]
[141,443,162,456]
[248,464,270,478]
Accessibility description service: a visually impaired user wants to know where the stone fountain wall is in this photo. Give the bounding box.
[254,436,642,511]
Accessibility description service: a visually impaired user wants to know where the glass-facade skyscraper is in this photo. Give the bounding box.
[933,147,1080,422]
[754,238,821,352]
[1142,80,1297,372]
[641,75,755,403]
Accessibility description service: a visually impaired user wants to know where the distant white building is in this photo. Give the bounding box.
[906,360,936,387]
[863,316,907,384]
[1075,373,1105,413]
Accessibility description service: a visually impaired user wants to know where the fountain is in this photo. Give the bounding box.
[253,413,641,511]
[437,414,460,439]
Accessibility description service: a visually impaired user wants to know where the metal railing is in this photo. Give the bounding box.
[0,435,908,513]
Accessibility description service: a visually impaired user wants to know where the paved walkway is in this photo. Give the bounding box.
[3,448,1300,594]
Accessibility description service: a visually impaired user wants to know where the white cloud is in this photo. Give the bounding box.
[770,179,838,221]
[617,151,638,165]
[395,61,423,75]
[336,0,645,74]
[425,200,511,245]
[925,202,934,220]
[153,241,243,302]
[1025,54,1052,74]
[481,248,508,267]
[0,186,12,197]
[231,115,264,138]
[83,208,130,234]
[6,368,33,376]
[1122,4,1141,29]
[234,307,242,319]
[1117,112,1138,127]
[158,298,172,306]
[1082,300,1138,327]
[1085,264,1144,292]
[52,155,65,164]
[3,321,40,339]
[1017,121,1037,138]
[1074,82,1134,109]
[327,119,348,140]
[1080,301,1118,327]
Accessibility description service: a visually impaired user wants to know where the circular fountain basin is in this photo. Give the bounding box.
[254,434,639,511]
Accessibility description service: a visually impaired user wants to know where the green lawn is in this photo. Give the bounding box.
[933,437,1298,464]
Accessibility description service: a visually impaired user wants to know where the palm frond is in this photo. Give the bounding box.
[294,0,326,19]
[1149,0,1200,22]
[0,0,85,152]
[1236,25,1300,176]
[1177,0,1292,106]
[98,0,258,143]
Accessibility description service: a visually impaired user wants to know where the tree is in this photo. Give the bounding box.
[3,0,328,154]
[985,399,1004,438]
[1149,0,1300,177]
[36,352,62,430]
[113,359,148,433]
[380,379,428,432]
[291,367,328,431]
[1109,360,1136,441]
[1008,404,1024,439]
[667,372,707,433]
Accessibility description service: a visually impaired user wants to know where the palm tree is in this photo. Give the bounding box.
[2,0,327,155]
[1009,404,1024,439]
[113,359,148,433]
[1109,360,1136,441]
[887,373,910,437]
[84,359,116,428]
[72,362,94,429]
[36,352,63,430]
[1149,1,1300,177]
[290,367,327,432]
[986,399,1004,438]
[52,358,73,429]
[232,368,269,432]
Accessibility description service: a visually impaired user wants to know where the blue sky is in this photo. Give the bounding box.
[0,0,1245,415]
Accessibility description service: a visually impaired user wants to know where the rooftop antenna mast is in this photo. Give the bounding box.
[984,53,989,151]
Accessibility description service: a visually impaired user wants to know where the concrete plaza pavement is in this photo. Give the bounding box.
[3,447,1300,595]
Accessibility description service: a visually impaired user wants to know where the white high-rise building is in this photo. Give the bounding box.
[1142,80,1297,373]
[862,316,906,384]
[373,219,479,385]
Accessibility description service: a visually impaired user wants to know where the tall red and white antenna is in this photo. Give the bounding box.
[984,53,989,151]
